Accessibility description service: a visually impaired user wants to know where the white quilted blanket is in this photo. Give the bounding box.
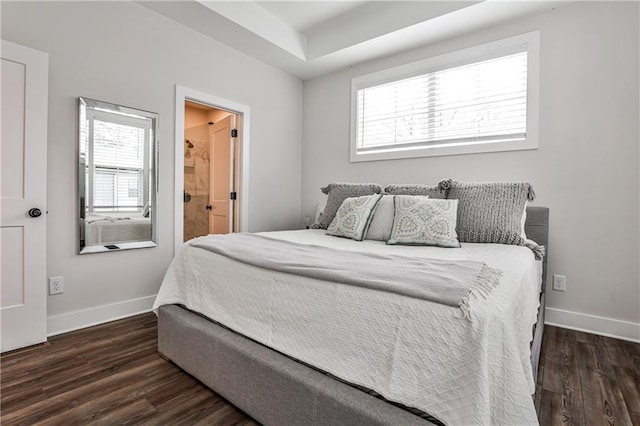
[154,230,542,425]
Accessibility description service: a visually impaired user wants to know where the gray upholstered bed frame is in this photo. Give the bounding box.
[158,207,549,426]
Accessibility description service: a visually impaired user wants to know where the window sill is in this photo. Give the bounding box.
[350,138,538,162]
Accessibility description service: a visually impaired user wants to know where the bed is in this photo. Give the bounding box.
[155,206,549,426]
[84,214,151,245]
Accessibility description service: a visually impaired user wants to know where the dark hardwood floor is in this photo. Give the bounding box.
[1,314,639,425]
[1,313,256,425]
[535,325,640,426]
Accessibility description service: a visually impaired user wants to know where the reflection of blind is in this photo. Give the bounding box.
[94,120,144,169]
[92,119,145,211]
[356,51,528,152]
[94,169,140,211]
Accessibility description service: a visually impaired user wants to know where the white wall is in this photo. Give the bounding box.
[1,1,302,333]
[302,2,640,338]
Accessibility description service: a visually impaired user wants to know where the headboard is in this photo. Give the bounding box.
[524,206,549,291]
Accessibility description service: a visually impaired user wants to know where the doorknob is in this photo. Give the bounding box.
[206,205,212,210]
[28,208,42,218]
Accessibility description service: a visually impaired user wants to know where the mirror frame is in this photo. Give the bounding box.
[77,97,159,254]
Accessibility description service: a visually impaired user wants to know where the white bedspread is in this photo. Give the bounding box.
[154,230,542,425]
[85,215,151,245]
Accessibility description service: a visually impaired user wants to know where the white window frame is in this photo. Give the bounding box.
[85,109,151,213]
[350,31,540,162]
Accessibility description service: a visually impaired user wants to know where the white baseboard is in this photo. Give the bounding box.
[44,299,640,342]
[545,307,640,343]
[47,295,156,337]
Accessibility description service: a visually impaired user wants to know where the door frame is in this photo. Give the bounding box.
[174,85,250,254]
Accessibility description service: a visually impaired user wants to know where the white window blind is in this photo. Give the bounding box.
[93,119,145,212]
[350,32,539,161]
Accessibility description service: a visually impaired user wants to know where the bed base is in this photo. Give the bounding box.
[525,207,549,383]
[158,207,549,425]
[158,304,435,425]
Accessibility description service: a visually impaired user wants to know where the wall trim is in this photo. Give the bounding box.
[545,307,640,343]
[47,295,156,337]
[45,300,640,342]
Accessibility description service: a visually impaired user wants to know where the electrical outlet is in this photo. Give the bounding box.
[49,276,64,295]
[552,275,567,291]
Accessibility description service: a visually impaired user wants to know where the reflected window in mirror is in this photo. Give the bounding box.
[78,98,158,254]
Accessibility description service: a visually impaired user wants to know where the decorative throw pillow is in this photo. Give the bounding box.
[520,201,528,239]
[314,201,326,225]
[327,194,382,241]
[365,195,396,241]
[387,196,460,248]
[384,184,447,199]
[440,179,543,258]
[312,183,382,229]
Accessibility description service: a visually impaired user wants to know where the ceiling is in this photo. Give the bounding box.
[257,1,368,33]
[185,100,213,110]
[140,1,568,80]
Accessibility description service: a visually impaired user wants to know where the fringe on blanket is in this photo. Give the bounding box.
[525,241,545,261]
[459,264,504,320]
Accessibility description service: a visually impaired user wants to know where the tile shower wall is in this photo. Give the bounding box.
[184,124,210,241]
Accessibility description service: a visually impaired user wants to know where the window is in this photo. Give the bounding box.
[81,110,152,213]
[350,32,539,162]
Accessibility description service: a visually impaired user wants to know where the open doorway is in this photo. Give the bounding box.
[183,101,239,241]
[174,85,251,253]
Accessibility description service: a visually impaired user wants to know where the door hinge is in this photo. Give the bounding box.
[231,129,238,138]
[230,192,237,200]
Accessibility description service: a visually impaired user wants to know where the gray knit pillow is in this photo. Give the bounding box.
[384,184,447,199]
[365,195,395,241]
[441,179,543,259]
[388,197,460,248]
[312,183,382,229]
[327,194,382,241]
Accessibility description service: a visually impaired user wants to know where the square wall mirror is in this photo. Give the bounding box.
[78,97,158,254]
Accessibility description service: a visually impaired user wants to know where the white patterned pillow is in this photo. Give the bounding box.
[365,195,396,241]
[327,194,382,241]
[388,196,460,248]
[312,183,382,229]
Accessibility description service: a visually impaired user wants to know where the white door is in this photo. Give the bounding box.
[1,40,49,353]
[208,115,234,234]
